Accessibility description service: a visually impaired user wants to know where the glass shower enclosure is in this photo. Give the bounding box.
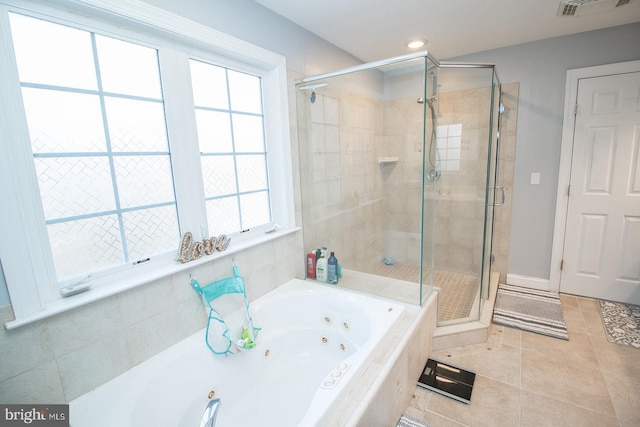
[295,52,502,326]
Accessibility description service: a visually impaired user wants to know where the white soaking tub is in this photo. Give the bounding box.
[70,278,405,427]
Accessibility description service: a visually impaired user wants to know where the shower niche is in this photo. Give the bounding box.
[295,52,503,326]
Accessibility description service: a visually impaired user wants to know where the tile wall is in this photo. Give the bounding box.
[297,84,387,270]
[382,83,518,280]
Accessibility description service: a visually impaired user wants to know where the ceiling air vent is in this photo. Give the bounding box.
[557,0,632,16]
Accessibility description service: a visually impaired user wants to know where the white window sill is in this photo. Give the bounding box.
[4,227,300,330]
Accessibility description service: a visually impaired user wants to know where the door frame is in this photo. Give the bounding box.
[549,60,640,294]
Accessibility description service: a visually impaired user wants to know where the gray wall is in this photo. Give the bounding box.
[140,0,362,77]
[451,23,640,280]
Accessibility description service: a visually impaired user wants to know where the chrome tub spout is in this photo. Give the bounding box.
[200,398,221,427]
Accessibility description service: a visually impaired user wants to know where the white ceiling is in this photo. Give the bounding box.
[253,0,640,62]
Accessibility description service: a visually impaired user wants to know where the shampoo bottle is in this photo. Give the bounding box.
[327,252,338,284]
[316,250,328,282]
[306,251,316,279]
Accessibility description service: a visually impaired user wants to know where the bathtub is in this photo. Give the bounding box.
[70,278,405,427]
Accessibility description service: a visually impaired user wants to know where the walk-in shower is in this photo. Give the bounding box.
[295,51,503,325]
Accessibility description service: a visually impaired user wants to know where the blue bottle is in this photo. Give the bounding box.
[327,252,338,284]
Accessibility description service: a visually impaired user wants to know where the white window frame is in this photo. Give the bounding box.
[0,0,295,328]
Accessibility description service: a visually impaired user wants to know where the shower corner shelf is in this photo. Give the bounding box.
[378,157,399,164]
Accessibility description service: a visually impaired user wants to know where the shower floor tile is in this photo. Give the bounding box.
[434,270,480,322]
[369,263,479,322]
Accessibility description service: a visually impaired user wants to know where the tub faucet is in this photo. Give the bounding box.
[200,398,221,427]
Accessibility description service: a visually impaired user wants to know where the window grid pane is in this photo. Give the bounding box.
[34,156,115,219]
[10,13,179,282]
[436,123,463,172]
[47,215,124,281]
[191,59,271,234]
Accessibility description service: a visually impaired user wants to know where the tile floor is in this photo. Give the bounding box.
[404,293,640,427]
[370,262,479,321]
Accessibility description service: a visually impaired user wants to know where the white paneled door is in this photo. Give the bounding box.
[561,70,640,304]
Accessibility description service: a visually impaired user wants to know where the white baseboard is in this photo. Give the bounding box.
[506,274,550,291]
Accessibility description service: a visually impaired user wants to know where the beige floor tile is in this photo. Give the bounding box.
[590,334,640,376]
[486,323,504,344]
[520,330,597,363]
[421,410,466,427]
[521,347,615,416]
[576,297,600,313]
[425,375,520,427]
[500,325,521,348]
[590,334,640,427]
[618,412,640,427]
[407,385,432,412]
[521,390,619,427]
[433,343,521,387]
[559,293,579,309]
[561,304,589,334]
[582,309,606,337]
[403,405,427,421]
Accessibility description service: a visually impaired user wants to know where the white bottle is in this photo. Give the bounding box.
[316,249,328,282]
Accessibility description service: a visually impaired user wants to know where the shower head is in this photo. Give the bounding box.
[298,82,328,103]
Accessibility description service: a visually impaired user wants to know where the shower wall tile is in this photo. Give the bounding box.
[324,125,341,153]
[309,94,325,124]
[323,96,340,126]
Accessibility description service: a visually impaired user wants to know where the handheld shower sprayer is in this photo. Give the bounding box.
[419,94,441,182]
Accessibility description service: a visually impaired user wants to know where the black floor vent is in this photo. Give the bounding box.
[417,358,475,404]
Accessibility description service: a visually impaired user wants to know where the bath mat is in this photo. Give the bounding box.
[492,284,569,340]
[598,300,640,349]
[397,414,431,427]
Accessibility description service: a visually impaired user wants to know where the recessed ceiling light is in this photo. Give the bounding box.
[406,39,427,49]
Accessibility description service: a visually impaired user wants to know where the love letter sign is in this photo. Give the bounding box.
[176,232,231,263]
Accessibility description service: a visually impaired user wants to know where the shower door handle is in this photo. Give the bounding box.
[488,186,505,206]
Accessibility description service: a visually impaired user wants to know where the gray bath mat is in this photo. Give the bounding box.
[492,284,569,340]
[397,414,431,427]
[598,300,640,349]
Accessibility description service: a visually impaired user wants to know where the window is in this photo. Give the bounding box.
[0,0,293,324]
[436,124,462,171]
[190,60,271,235]
[11,13,179,282]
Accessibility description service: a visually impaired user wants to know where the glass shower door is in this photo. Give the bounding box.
[481,68,503,303]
